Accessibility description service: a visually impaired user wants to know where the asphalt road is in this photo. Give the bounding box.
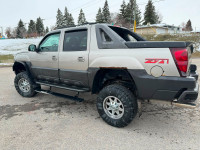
[1,59,200,150]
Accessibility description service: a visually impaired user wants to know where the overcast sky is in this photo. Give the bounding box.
[0,0,200,32]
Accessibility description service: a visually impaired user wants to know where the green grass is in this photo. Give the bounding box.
[140,33,200,42]
[0,55,14,63]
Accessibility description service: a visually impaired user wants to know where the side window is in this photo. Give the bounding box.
[39,33,60,52]
[63,30,87,51]
[100,29,112,42]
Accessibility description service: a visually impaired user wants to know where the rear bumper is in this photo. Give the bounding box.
[177,83,199,105]
[177,65,199,104]
[128,65,199,103]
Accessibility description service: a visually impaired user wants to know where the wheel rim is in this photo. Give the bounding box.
[103,96,124,119]
[18,78,30,93]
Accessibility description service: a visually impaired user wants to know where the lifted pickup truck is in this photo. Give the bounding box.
[13,23,199,127]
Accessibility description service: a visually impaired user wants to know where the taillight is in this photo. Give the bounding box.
[170,48,188,76]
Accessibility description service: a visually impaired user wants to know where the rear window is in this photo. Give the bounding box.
[100,29,112,42]
[63,30,87,51]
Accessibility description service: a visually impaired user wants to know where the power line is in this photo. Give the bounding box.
[86,0,122,20]
[70,0,101,13]
[42,0,101,22]
[9,0,167,28]
[138,0,165,5]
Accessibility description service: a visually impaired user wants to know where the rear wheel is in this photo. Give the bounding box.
[14,72,38,97]
[97,84,138,128]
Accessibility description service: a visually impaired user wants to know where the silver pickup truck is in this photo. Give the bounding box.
[13,23,199,127]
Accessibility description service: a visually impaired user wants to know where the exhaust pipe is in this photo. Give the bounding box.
[172,102,197,109]
[149,99,198,109]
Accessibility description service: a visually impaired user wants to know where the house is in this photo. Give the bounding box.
[0,33,5,39]
[136,24,182,34]
[191,30,200,34]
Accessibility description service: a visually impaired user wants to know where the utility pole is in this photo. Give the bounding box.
[133,0,136,32]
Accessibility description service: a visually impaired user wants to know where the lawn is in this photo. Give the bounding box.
[0,55,14,63]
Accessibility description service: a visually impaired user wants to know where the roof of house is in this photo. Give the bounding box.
[136,24,180,29]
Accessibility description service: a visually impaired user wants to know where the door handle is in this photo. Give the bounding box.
[52,56,57,61]
[78,57,85,62]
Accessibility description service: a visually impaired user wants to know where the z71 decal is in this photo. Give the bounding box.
[145,58,169,64]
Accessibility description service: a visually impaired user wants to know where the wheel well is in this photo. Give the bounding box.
[92,69,137,95]
[13,62,26,74]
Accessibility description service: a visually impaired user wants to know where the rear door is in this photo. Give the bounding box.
[59,28,90,88]
[29,32,61,83]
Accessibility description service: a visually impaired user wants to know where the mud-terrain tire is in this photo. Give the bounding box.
[97,84,138,128]
[14,72,38,97]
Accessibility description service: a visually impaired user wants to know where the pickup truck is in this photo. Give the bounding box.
[13,23,199,127]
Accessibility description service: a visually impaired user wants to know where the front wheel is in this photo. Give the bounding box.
[14,72,37,97]
[97,84,138,128]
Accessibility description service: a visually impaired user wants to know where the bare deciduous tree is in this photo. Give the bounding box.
[5,27,12,38]
[50,25,56,31]
[12,28,17,38]
[181,22,186,31]
[156,11,163,24]
[110,12,118,24]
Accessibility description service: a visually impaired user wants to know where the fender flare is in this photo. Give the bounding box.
[13,61,33,77]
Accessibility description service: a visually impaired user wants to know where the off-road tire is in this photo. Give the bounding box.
[97,84,138,128]
[14,72,38,97]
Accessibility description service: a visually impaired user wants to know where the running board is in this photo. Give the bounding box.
[36,81,89,92]
[35,89,84,102]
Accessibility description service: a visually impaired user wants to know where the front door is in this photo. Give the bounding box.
[29,32,61,83]
[59,29,89,88]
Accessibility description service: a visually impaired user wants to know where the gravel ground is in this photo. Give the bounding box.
[0,59,200,150]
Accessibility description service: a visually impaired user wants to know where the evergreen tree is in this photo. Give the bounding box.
[118,0,127,19]
[36,17,44,35]
[28,20,36,35]
[102,0,111,23]
[56,8,64,28]
[68,14,75,26]
[96,8,104,23]
[64,7,70,26]
[125,0,141,26]
[78,9,87,25]
[116,1,129,28]
[45,27,49,34]
[143,0,159,25]
[185,20,193,31]
[16,19,26,38]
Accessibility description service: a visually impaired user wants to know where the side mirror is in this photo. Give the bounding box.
[28,44,39,52]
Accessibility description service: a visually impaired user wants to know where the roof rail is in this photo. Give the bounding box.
[56,25,76,29]
[56,22,98,30]
[77,22,97,26]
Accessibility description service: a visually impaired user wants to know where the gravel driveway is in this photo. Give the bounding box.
[0,59,200,150]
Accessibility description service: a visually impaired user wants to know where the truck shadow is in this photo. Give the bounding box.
[0,89,97,120]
